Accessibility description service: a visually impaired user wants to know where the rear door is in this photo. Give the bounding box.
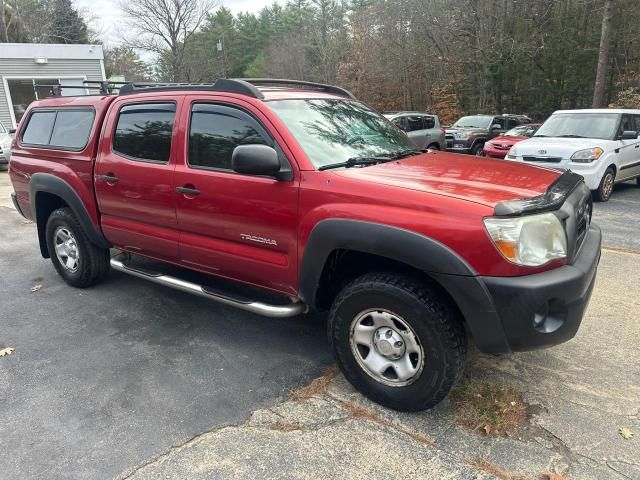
[405,115,427,148]
[616,113,640,179]
[95,96,181,261]
[173,97,299,296]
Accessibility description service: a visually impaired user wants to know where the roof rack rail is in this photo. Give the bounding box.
[117,78,355,99]
[33,80,128,96]
[240,78,356,99]
[118,79,264,98]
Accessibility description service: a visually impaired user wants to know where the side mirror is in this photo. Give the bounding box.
[232,144,282,177]
[620,130,638,140]
[491,124,502,130]
[8,128,16,136]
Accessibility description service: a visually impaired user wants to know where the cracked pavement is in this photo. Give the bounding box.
[1,172,639,479]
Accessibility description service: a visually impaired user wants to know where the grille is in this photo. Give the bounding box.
[522,156,562,163]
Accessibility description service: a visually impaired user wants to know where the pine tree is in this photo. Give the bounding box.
[49,0,88,44]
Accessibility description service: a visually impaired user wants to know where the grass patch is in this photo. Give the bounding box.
[450,380,528,436]
[467,458,529,480]
[289,365,339,401]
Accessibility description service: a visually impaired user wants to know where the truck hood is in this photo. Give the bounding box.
[445,126,488,135]
[513,136,617,157]
[335,152,561,208]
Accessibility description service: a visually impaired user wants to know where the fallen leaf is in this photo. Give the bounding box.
[541,473,566,480]
[483,424,491,435]
[30,283,42,292]
[0,347,15,357]
[619,427,634,440]
[21,220,33,225]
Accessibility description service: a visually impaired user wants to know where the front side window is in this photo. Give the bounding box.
[113,103,175,162]
[268,99,415,169]
[188,104,269,170]
[535,113,619,140]
[619,114,636,136]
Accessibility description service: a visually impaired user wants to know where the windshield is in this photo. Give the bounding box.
[268,99,415,169]
[452,115,492,129]
[535,113,619,140]
[505,125,539,137]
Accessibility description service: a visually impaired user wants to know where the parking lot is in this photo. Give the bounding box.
[1,171,639,479]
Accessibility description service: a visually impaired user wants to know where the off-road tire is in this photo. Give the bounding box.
[45,208,110,288]
[471,143,484,156]
[595,167,615,202]
[328,273,466,412]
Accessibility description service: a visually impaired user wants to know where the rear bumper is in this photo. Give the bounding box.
[434,224,601,353]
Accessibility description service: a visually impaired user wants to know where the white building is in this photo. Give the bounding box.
[0,43,106,129]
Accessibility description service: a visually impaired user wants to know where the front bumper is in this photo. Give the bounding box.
[434,224,601,353]
[446,144,472,153]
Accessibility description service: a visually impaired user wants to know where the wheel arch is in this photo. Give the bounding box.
[299,219,511,353]
[29,173,111,258]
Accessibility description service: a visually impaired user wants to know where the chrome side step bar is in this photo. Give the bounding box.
[109,256,307,318]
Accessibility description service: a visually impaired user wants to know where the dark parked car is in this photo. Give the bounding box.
[445,114,529,156]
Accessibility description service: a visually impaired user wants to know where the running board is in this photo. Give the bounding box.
[109,255,307,318]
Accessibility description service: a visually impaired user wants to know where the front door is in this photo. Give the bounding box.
[95,97,181,261]
[616,114,640,180]
[174,99,299,296]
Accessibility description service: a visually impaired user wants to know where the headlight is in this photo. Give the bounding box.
[483,213,567,266]
[570,147,603,163]
[454,131,469,140]
[506,145,518,159]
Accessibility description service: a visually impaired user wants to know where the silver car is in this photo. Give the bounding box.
[0,122,12,169]
[384,112,446,150]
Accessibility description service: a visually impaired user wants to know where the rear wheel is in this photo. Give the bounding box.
[45,208,110,288]
[328,273,466,411]
[595,168,615,202]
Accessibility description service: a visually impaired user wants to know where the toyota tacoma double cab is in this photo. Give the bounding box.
[8,79,601,411]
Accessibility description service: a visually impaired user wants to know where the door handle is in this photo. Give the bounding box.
[176,186,201,196]
[100,174,119,183]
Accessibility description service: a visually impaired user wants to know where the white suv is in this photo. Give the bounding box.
[505,109,640,201]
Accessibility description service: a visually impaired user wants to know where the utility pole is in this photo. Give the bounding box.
[217,36,227,79]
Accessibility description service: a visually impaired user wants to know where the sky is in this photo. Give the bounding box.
[73,0,280,47]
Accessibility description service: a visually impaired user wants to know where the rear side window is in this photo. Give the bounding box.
[188,104,268,170]
[423,116,436,129]
[113,103,176,163]
[405,116,423,132]
[21,111,57,145]
[21,109,94,149]
[50,111,95,149]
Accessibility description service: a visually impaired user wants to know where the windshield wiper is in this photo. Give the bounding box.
[318,156,390,171]
[558,134,584,138]
[387,149,423,159]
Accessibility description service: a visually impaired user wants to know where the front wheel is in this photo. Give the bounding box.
[45,208,110,288]
[594,168,615,202]
[471,143,484,156]
[426,143,440,151]
[328,273,466,411]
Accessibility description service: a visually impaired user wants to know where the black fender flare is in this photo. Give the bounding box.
[29,173,111,257]
[299,219,511,353]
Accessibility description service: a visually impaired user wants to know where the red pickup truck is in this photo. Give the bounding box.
[8,79,601,411]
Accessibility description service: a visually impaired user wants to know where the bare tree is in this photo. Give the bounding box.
[120,0,218,82]
[592,0,615,108]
